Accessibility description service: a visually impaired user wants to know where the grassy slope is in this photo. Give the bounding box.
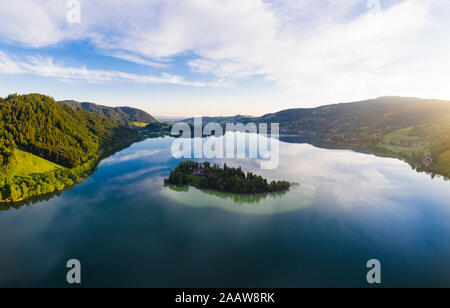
[434,150,450,175]
[379,126,430,156]
[9,149,65,178]
[131,121,150,128]
[379,144,429,156]
[383,126,421,143]
[361,122,450,177]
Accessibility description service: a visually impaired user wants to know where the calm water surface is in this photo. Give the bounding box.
[1,135,449,287]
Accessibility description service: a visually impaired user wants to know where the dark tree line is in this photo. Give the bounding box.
[165,161,291,194]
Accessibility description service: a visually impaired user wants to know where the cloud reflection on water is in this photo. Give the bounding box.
[1,136,450,287]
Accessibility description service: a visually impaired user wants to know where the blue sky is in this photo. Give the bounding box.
[0,0,449,117]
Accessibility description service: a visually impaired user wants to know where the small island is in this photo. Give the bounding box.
[165,161,291,194]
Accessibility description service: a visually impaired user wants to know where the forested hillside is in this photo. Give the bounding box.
[185,97,450,134]
[0,94,140,202]
[182,97,450,178]
[61,100,158,126]
[182,115,254,125]
[260,97,450,177]
[259,97,450,134]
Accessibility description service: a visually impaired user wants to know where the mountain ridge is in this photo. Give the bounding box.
[181,96,450,122]
[60,100,158,126]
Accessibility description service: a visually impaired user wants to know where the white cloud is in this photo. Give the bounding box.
[0,1,64,47]
[0,51,23,74]
[0,52,214,87]
[101,149,163,165]
[107,52,171,68]
[108,166,169,182]
[0,0,450,104]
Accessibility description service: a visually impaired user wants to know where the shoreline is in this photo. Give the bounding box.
[283,134,450,180]
[0,134,146,205]
[3,133,449,206]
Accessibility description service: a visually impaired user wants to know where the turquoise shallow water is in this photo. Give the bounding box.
[0,135,449,287]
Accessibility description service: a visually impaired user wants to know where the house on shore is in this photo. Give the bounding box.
[423,153,433,166]
[192,169,205,175]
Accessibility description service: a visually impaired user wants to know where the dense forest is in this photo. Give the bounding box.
[0,93,141,202]
[165,161,291,194]
[138,122,173,138]
[61,100,158,126]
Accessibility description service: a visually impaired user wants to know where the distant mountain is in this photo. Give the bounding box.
[155,116,188,123]
[183,114,255,125]
[257,96,450,132]
[61,100,158,126]
[185,97,450,133]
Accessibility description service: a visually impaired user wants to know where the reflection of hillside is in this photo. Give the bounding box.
[280,135,384,155]
[167,184,287,204]
[280,135,450,181]
[280,136,348,150]
[0,189,66,211]
[167,185,189,193]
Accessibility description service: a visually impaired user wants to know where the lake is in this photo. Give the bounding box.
[1,134,449,287]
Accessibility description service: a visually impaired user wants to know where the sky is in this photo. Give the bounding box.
[0,0,449,117]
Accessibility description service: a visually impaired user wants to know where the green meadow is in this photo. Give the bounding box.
[434,150,450,175]
[131,122,150,128]
[9,149,65,179]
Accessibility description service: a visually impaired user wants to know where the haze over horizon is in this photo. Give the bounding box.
[1,0,450,117]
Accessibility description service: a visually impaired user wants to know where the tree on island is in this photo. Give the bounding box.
[165,161,291,194]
